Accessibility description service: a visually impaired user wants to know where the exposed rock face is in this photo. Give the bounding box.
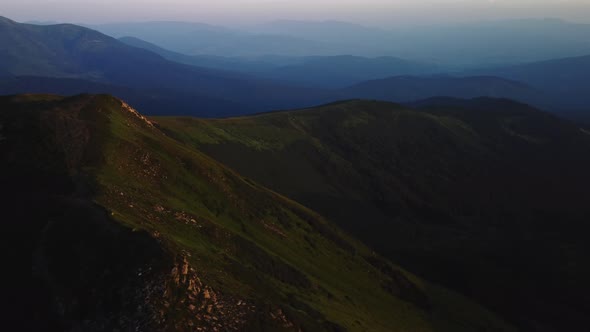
[156,255,255,331]
[30,198,257,332]
[121,101,154,128]
[29,191,307,332]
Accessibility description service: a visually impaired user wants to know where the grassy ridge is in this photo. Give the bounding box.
[156,98,590,331]
[8,94,516,331]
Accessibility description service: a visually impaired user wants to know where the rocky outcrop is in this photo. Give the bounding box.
[121,101,154,128]
[155,255,255,331]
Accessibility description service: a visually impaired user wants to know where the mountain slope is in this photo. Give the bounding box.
[156,98,590,331]
[8,94,514,331]
[0,16,242,81]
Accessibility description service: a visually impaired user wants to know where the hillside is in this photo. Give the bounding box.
[156,98,590,331]
[0,16,243,81]
[6,94,516,331]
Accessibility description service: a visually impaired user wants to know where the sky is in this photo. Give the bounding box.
[3,0,590,27]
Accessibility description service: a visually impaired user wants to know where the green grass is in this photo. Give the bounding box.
[155,98,590,331]
[9,94,520,331]
[103,98,520,331]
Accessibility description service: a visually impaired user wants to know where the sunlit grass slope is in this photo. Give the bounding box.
[6,94,517,331]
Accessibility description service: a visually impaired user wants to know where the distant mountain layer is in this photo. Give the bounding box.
[339,66,589,117]
[1,17,587,120]
[117,34,590,112]
[251,19,590,65]
[7,94,515,332]
[245,55,436,88]
[100,18,590,65]
[157,98,590,331]
[473,55,590,110]
[0,17,336,114]
[91,21,348,56]
[119,36,438,88]
[483,54,590,87]
[341,75,542,104]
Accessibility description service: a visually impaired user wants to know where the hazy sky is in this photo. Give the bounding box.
[3,0,590,27]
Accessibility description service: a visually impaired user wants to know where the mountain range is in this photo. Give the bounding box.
[4,11,590,332]
[119,36,438,88]
[2,17,589,121]
[89,21,348,57]
[91,19,590,66]
[0,17,336,115]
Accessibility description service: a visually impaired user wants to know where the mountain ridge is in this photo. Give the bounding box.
[156,97,590,331]
[9,93,516,331]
